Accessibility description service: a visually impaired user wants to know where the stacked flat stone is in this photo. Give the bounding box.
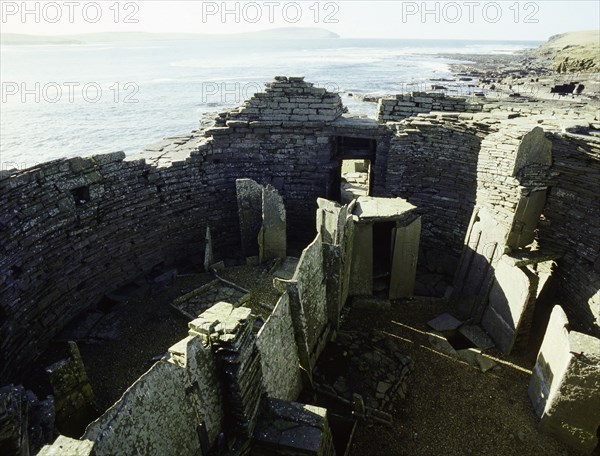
[191,302,264,442]
[476,125,552,231]
[377,92,483,122]
[384,115,493,290]
[537,132,600,335]
[215,76,344,125]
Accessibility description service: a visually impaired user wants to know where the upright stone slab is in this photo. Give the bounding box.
[529,306,600,454]
[255,294,303,401]
[204,226,213,272]
[46,342,97,437]
[317,198,355,328]
[84,360,201,456]
[389,217,421,299]
[451,207,507,319]
[259,185,286,263]
[481,259,535,354]
[236,179,263,257]
[506,188,547,249]
[512,126,552,176]
[349,223,373,296]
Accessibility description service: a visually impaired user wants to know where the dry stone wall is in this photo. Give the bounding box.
[377,92,483,122]
[0,152,226,383]
[383,114,491,293]
[216,76,344,124]
[2,76,599,393]
[537,133,600,335]
[0,78,343,383]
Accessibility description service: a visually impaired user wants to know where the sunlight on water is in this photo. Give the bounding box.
[0,38,538,169]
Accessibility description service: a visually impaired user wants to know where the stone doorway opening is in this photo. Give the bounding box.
[340,159,371,204]
[329,135,376,204]
[372,221,395,294]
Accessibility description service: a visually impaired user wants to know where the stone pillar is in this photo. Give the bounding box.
[46,342,97,437]
[236,179,263,258]
[259,185,286,263]
[529,306,600,454]
[189,302,264,450]
[204,226,213,272]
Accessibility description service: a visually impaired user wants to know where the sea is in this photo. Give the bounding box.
[0,38,540,169]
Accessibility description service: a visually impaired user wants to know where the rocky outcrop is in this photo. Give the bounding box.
[533,30,600,74]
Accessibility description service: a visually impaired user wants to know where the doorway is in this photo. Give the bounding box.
[340,159,371,204]
[372,221,395,294]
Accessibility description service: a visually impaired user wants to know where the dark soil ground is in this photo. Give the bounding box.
[23,274,596,455]
[345,297,586,456]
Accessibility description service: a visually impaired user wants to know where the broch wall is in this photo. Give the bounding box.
[1,76,599,454]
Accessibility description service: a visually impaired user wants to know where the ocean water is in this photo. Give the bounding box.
[0,38,539,169]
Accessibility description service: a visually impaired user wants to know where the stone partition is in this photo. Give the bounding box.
[288,235,330,371]
[316,198,355,329]
[255,294,303,401]
[84,360,206,456]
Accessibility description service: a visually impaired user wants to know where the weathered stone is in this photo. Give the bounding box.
[256,294,303,401]
[458,324,495,351]
[506,188,547,249]
[46,342,97,437]
[529,306,600,454]
[204,225,213,273]
[236,178,263,258]
[481,259,534,354]
[427,313,463,332]
[38,436,94,456]
[259,185,286,263]
[390,217,421,299]
[513,126,552,176]
[252,398,335,456]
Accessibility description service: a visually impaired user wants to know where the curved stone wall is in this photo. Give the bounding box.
[0,152,222,382]
[0,77,343,383]
[383,115,491,295]
[538,133,600,335]
[2,78,599,386]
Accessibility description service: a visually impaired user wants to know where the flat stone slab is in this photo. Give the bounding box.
[253,398,330,453]
[459,324,495,350]
[456,349,498,373]
[428,334,458,358]
[172,280,249,320]
[476,354,498,373]
[427,313,463,332]
[352,196,416,222]
[273,257,299,281]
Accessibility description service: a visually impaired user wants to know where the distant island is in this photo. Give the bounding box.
[0,27,340,45]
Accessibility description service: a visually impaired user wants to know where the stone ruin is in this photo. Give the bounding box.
[0,76,599,455]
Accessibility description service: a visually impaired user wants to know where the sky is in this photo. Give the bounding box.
[1,0,599,41]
